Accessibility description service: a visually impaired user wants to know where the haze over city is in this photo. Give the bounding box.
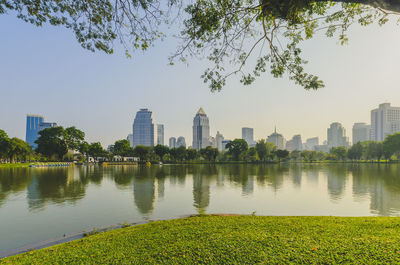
[1,14,400,147]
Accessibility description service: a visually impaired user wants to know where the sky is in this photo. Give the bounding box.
[1,10,400,147]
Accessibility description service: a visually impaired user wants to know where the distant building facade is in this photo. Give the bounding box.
[215,131,224,151]
[305,137,319,150]
[26,114,57,149]
[286,134,302,151]
[352,123,370,144]
[242,127,255,147]
[176,136,186,148]
[127,134,134,147]
[267,129,285,149]
[371,103,400,141]
[327,122,349,148]
[169,137,176,148]
[132,108,157,147]
[157,124,164,145]
[192,108,210,150]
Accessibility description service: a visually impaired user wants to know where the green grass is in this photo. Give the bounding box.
[2,215,400,264]
[0,163,31,168]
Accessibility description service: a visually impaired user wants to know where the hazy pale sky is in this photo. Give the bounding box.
[1,12,400,147]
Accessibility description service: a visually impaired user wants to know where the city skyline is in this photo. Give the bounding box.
[18,102,400,149]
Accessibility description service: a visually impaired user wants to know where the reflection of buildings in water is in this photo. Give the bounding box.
[157,177,165,200]
[216,172,225,187]
[27,176,41,210]
[242,175,254,196]
[326,168,347,202]
[133,177,156,214]
[350,167,371,203]
[192,175,210,210]
[305,167,319,185]
[369,181,400,216]
[290,166,302,188]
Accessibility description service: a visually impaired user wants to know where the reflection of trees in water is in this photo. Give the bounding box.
[27,167,87,211]
[255,164,288,192]
[350,164,400,216]
[303,165,320,185]
[218,165,255,196]
[78,165,104,185]
[4,164,400,216]
[168,165,187,186]
[0,168,32,207]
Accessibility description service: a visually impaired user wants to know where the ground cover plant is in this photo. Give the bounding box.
[2,215,400,264]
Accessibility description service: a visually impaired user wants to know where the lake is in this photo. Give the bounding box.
[1,164,400,253]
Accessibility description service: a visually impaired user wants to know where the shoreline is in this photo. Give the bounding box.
[1,160,398,169]
[0,215,195,259]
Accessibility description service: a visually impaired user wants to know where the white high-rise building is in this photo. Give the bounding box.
[242,127,255,147]
[286,134,302,151]
[327,122,349,148]
[132,108,157,147]
[192,107,210,150]
[169,137,176,148]
[371,103,400,141]
[352,123,371,144]
[176,136,186,148]
[305,137,319,150]
[127,134,134,147]
[267,128,285,149]
[216,131,224,151]
[157,124,164,145]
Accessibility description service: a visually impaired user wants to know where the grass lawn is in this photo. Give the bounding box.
[2,215,400,264]
[0,163,31,168]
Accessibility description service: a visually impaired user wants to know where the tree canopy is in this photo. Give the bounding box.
[1,0,398,90]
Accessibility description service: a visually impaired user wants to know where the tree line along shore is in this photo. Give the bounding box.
[2,127,400,165]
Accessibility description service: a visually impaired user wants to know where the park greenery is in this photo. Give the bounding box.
[2,215,400,264]
[1,1,399,91]
[2,126,400,163]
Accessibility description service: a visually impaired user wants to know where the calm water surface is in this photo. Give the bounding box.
[1,164,400,253]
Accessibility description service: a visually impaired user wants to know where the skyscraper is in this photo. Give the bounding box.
[215,131,224,151]
[242,127,255,147]
[267,128,285,149]
[127,134,134,147]
[26,115,44,148]
[286,134,302,151]
[176,136,186,148]
[327,122,349,148]
[305,137,319,150]
[26,115,57,149]
[371,103,400,141]
[352,123,370,144]
[132,108,157,147]
[169,137,176,148]
[192,107,210,150]
[157,124,164,145]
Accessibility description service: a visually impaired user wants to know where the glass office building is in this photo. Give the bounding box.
[26,115,57,149]
[132,109,157,147]
[192,108,210,150]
